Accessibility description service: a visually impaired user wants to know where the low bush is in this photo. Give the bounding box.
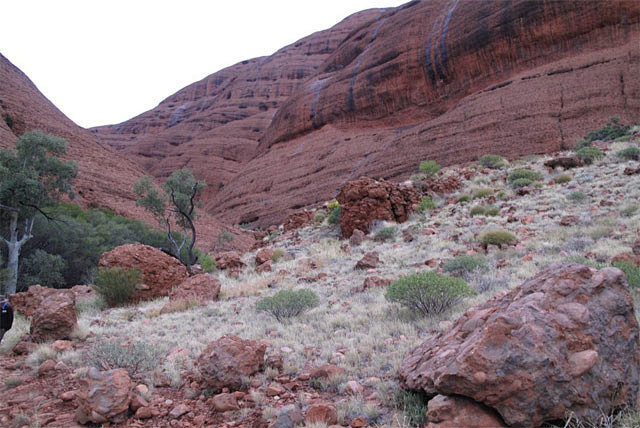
[417,195,435,212]
[613,260,639,288]
[199,253,217,273]
[418,160,440,177]
[394,389,428,427]
[93,267,142,306]
[555,174,572,184]
[479,230,517,247]
[442,255,489,278]
[620,204,638,218]
[472,188,493,199]
[385,272,475,317]
[575,146,603,164]
[484,206,499,216]
[617,146,640,161]
[271,249,286,263]
[469,206,486,217]
[256,289,319,322]
[314,210,327,224]
[374,226,397,242]
[582,117,631,143]
[327,201,341,226]
[567,191,587,202]
[478,154,506,169]
[508,169,541,184]
[86,339,162,378]
[510,178,533,188]
[457,195,470,203]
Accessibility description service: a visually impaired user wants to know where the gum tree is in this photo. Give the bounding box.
[0,131,77,295]
[134,169,205,273]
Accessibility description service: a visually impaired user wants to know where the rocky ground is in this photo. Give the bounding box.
[1,133,639,428]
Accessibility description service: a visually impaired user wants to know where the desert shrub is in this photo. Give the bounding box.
[271,249,285,263]
[510,178,533,188]
[496,191,507,199]
[314,210,327,224]
[93,267,142,306]
[18,249,67,289]
[469,206,486,217]
[575,146,603,164]
[484,206,499,216]
[394,389,428,427]
[478,154,506,169]
[555,174,572,184]
[442,255,489,278]
[567,191,587,202]
[374,226,397,242]
[617,146,640,161]
[385,272,475,316]
[417,195,435,212]
[327,201,341,226]
[418,160,440,177]
[256,289,319,322]
[620,204,638,217]
[582,117,631,143]
[479,230,517,247]
[508,169,541,184]
[457,195,470,203]
[4,376,22,390]
[199,252,217,273]
[86,339,162,378]
[472,188,493,199]
[613,261,640,288]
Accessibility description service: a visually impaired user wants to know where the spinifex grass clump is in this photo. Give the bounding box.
[256,289,319,322]
[575,146,603,164]
[617,146,640,161]
[417,195,435,212]
[374,226,397,242]
[93,267,142,306]
[443,255,489,279]
[478,154,506,169]
[508,169,541,188]
[479,230,517,248]
[385,272,475,317]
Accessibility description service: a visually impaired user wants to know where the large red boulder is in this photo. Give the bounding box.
[99,243,188,302]
[399,263,640,427]
[30,290,77,343]
[9,285,74,318]
[196,335,266,392]
[75,368,132,424]
[336,177,420,238]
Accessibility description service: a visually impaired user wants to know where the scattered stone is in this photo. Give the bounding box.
[355,252,380,270]
[310,364,345,379]
[350,417,368,427]
[134,407,153,419]
[345,380,363,395]
[336,177,420,238]
[559,215,579,226]
[612,252,640,267]
[256,248,275,265]
[273,404,304,428]
[52,340,73,352]
[633,239,640,256]
[70,285,98,303]
[266,354,284,371]
[12,340,36,355]
[30,289,77,343]
[349,229,366,246]
[256,260,273,273]
[623,165,640,176]
[169,403,190,419]
[359,276,393,292]
[75,368,132,425]
[38,359,57,376]
[399,263,640,427]
[305,403,338,425]
[402,229,414,242]
[60,391,75,401]
[99,243,188,301]
[283,210,314,232]
[212,393,240,412]
[425,395,507,427]
[214,251,245,270]
[196,335,266,392]
[267,382,285,396]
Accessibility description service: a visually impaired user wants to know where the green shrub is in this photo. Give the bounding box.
[617,146,640,161]
[271,249,285,263]
[508,169,541,184]
[496,191,507,200]
[314,210,327,224]
[484,206,499,216]
[567,191,587,202]
[93,267,142,306]
[19,249,67,289]
[469,206,486,217]
[199,253,217,273]
[328,202,341,226]
[385,272,475,316]
[394,389,428,427]
[256,289,319,322]
[479,230,517,247]
[457,195,470,203]
[374,226,397,242]
[442,255,489,278]
[510,178,533,188]
[613,260,640,288]
[576,146,603,164]
[583,117,631,143]
[555,174,572,184]
[574,140,592,150]
[86,339,162,378]
[417,195,435,212]
[472,188,493,199]
[418,160,440,177]
[478,154,506,169]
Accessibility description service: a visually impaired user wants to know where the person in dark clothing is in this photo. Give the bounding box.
[0,296,13,344]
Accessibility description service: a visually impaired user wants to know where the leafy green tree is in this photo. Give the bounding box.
[19,249,67,289]
[0,131,77,295]
[134,170,205,273]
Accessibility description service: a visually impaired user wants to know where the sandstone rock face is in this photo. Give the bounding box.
[425,395,507,428]
[99,243,188,302]
[30,290,77,343]
[337,177,419,238]
[75,368,132,425]
[9,285,74,318]
[196,335,266,392]
[167,274,221,303]
[399,263,640,427]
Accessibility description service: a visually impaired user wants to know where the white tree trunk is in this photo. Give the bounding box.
[2,211,32,296]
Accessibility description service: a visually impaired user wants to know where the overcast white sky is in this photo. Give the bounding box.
[1,0,407,128]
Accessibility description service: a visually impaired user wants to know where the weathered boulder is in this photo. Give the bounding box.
[211,393,240,412]
[399,263,640,427]
[214,251,245,270]
[75,368,132,425]
[305,403,337,425]
[336,177,420,238]
[168,274,221,303]
[283,210,314,232]
[425,395,507,428]
[30,290,77,343]
[9,285,74,318]
[355,252,381,270]
[70,285,98,303]
[196,335,266,392]
[544,156,583,169]
[99,243,188,302]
